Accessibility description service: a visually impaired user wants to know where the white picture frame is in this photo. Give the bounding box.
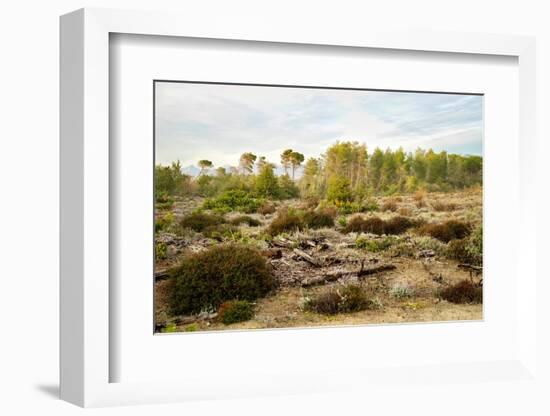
[60,7,538,408]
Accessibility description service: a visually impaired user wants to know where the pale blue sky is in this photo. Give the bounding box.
[155,82,483,168]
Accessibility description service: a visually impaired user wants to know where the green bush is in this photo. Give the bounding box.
[230,215,261,227]
[267,208,304,236]
[202,190,264,213]
[277,174,300,199]
[326,176,352,202]
[361,199,379,212]
[440,280,482,304]
[170,244,275,315]
[155,241,167,260]
[339,284,370,312]
[218,300,255,324]
[356,236,395,252]
[201,223,238,240]
[155,212,174,233]
[416,220,471,242]
[179,211,225,232]
[466,225,483,266]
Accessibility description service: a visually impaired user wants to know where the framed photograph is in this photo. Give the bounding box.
[60,8,539,408]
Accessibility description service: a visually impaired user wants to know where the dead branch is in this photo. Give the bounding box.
[293,248,323,267]
[155,268,170,281]
[301,271,344,287]
[357,263,396,278]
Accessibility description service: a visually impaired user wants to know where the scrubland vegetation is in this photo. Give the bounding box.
[154,142,483,333]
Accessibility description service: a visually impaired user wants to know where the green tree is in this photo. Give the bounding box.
[198,159,213,175]
[278,174,300,199]
[280,149,294,176]
[239,152,257,174]
[255,161,279,198]
[326,175,352,202]
[289,151,305,180]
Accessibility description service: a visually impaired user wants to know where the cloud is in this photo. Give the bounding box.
[155,82,483,168]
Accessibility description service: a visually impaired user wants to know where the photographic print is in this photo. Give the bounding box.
[154,81,483,333]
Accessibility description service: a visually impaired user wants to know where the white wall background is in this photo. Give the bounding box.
[0,1,548,415]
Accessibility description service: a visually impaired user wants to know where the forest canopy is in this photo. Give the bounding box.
[155,141,482,204]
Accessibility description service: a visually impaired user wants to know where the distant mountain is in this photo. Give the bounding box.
[180,165,201,177]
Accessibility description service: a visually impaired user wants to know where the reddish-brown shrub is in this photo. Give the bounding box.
[416,220,471,242]
[440,280,482,304]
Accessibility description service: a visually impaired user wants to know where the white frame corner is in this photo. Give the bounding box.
[60,7,537,407]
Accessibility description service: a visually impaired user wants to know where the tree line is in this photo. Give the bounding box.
[155,141,482,202]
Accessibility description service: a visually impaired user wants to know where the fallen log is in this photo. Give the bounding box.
[357,262,396,278]
[272,237,293,248]
[458,263,483,272]
[301,271,347,287]
[155,268,170,281]
[293,248,323,267]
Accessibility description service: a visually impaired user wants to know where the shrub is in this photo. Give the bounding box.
[356,236,395,252]
[398,207,413,216]
[184,323,198,332]
[179,211,225,232]
[301,196,320,210]
[416,220,471,242]
[202,190,264,213]
[381,199,398,212]
[337,216,348,227]
[431,201,457,211]
[361,199,379,212]
[339,284,369,312]
[466,225,483,266]
[217,300,255,324]
[344,215,386,235]
[156,191,175,210]
[170,244,275,315]
[304,291,341,315]
[305,284,375,315]
[390,282,416,298]
[155,212,174,233]
[384,216,416,235]
[440,280,482,304]
[160,322,177,333]
[155,241,167,260]
[446,238,470,262]
[332,200,363,214]
[201,223,238,240]
[343,215,415,235]
[230,215,261,227]
[303,208,336,229]
[258,201,276,215]
[415,236,446,255]
[413,190,426,202]
[267,208,304,236]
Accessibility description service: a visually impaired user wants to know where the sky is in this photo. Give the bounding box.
[155,82,483,168]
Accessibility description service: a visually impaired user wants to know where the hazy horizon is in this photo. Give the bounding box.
[155,82,483,168]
